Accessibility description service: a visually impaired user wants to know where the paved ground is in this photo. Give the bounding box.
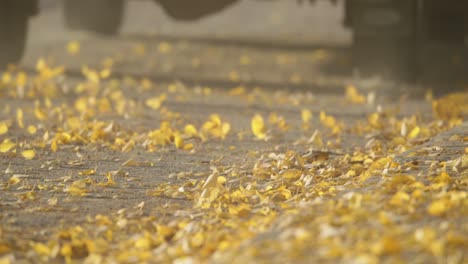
[0,1,467,263]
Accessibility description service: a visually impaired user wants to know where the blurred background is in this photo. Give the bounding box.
[30,0,350,46]
[3,0,468,95]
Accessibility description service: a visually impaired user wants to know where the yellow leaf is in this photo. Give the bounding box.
[372,236,401,255]
[378,211,393,226]
[134,236,152,250]
[81,66,100,84]
[462,154,468,168]
[0,122,8,135]
[9,175,21,185]
[51,140,58,152]
[320,111,336,129]
[367,112,382,129]
[100,68,112,79]
[174,133,184,149]
[122,159,154,167]
[21,150,36,160]
[68,180,88,196]
[0,139,15,153]
[79,169,96,176]
[198,187,221,208]
[222,122,231,137]
[228,86,246,96]
[274,187,292,201]
[210,114,222,126]
[427,200,448,216]
[429,240,444,257]
[36,58,46,72]
[156,225,176,240]
[67,41,80,55]
[121,140,135,152]
[202,87,212,96]
[251,114,267,140]
[60,243,72,258]
[408,126,420,139]
[27,125,37,135]
[432,92,468,120]
[31,242,51,256]
[168,83,178,93]
[145,94,167,110]
[268,112,278,124]
[301,109,313,123]
[17,190,37,201]
[201,114,230,139]
[282,169,302,180]
[387,174,416,187]
[16,109,24,128]
[184,124,198,137]
[98,98,111,113]
[74,97,88,112]
[228,203,251,218]
[345,84,366,104]
[0,242,12,255]
[183,143,194,151]
[2,72,12,84]
[190,232,205,248]
[16,72,27,87]
[66,117,81,130]
[47,197,58,206]
[432,171,452,184]
[158,42,172,54]
[389,191,410,206]
[211,178,224,188]
[100,172,116,187]
[140,78,153,90]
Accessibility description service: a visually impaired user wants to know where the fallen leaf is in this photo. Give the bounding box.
[0,139,15,153]
[67,41,80,55]
[251,114,267,140]
[0,122,8,135]
[21,150,36,160]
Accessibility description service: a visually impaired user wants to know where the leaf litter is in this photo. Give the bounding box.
[0,59,466,263]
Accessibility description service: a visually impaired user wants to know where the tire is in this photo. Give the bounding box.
[349,0,418,82]
[0,3,29,69]
[63,0,124,35]
[423,0,468,43]
[156,0,238,21]
[353,35,416,81]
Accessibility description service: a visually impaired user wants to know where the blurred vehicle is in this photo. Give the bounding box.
[0,0,38,68]
[62,0,239,34]
[1,0,468,82]
[0,0,239,68]
[345,0,468,81]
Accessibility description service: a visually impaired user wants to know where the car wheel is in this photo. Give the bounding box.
[423,0,468,43]
[0,3,29,69]
[348,0,418,82]
[63,0,125,35]
[156,0,238,21]
[352,34,416,81]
